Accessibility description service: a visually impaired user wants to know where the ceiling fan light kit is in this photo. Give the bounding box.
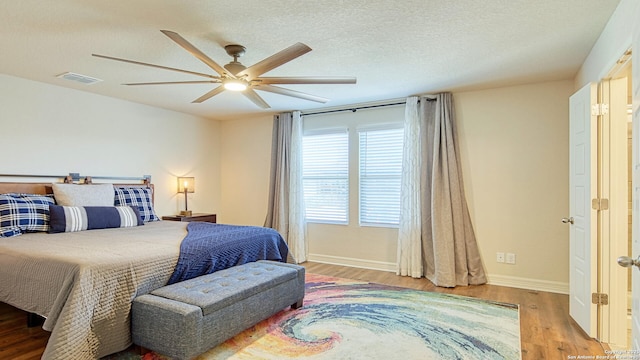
[92,30,356,108]
[223,79,248,91]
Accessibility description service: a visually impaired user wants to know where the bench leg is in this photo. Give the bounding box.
[291,299,303,309]
[137,346,152,355]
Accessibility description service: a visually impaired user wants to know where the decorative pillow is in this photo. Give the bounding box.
[113,187,159,222]
[0,193,56,237]
[48,205,143,233]
[52,183,115,206]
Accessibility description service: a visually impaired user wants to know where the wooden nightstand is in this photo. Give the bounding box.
[162,213,217,223]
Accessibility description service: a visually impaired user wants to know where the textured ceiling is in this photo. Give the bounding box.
[0,0,621,120]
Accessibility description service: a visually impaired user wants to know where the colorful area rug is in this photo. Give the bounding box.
[116,274,521,360]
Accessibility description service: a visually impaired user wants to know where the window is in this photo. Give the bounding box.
[302,130,349,224]
[359,126,404,226]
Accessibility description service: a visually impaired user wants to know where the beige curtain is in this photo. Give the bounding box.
[398,93,486,287]
[264,111,307,263]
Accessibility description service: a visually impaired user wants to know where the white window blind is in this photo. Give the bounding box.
[359,126,404,226]
[302,130,349,224]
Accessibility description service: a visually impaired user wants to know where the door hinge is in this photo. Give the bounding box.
[592,293,609,305]
[592,198,609,210]
[591,103,609,116]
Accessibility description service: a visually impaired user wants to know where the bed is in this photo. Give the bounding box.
[0,177,288,359]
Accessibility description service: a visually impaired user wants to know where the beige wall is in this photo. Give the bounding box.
[220,80,574,289]
[0,74,221,217]
[455,80,573,287]
[219,115,274,225]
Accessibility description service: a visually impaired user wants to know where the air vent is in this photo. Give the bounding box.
[56,72,102,85]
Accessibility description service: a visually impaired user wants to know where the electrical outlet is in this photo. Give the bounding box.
[496,252,505,263]
[506,253,516,264]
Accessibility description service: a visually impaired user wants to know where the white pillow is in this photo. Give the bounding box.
[52,183,115,206]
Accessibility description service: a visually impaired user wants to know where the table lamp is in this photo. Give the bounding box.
[177,177,195,216]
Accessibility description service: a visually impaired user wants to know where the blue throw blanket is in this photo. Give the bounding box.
[167,222,289,284]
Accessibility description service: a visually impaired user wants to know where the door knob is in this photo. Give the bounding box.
[617,256,640,270]
[561,217,574,224]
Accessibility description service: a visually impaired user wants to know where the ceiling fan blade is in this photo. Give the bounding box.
[124,80,220,86]
[255,76,357,85]
[237,43,312,79]
[192,86,226,103]
[92,54,219,79]
[254,85,329,103]
[242,88,271,109]
[160,30,231,77]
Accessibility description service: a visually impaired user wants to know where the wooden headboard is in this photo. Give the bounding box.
[0,182,55,195]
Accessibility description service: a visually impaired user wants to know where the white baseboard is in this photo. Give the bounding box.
[488,274,569,294]
[308,254,396,272]
[308,254,569,294]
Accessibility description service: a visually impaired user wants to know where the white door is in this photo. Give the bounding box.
[631,84,640,350]
[631,21,640,350]
[569,82,598,337]
[603,77,629,348]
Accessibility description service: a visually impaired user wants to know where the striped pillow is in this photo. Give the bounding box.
[0,193,56,237]
[48,205,143,233]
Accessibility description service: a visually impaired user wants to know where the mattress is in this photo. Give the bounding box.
[0,221,187,359]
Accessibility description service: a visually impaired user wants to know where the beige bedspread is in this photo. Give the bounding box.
[0,221,188,359]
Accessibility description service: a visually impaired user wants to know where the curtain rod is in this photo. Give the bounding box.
[301,98,436,117]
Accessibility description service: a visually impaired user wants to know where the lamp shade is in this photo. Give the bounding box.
[177,177,195,193]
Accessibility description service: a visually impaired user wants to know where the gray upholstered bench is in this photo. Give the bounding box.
[131,260,305,360]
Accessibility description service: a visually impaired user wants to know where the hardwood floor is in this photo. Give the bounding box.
[0,302,48,360]
[0,262,608,359]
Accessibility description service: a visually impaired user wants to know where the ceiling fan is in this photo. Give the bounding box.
[92,30,356,109]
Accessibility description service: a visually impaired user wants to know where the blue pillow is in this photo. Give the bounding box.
[48,205,143,233]
[113,187,159,222]
[0,193,56,237]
